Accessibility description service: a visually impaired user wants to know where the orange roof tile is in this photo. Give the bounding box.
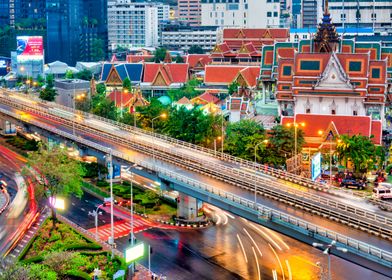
[195,92,220,104]
[143,63,189,84]
[107,90,133,107]
[176,96,192,105]
[204,65,259,85]
[186,54,212,69]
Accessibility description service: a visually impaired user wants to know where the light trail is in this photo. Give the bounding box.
[252,246,261,280]
[285,259,292,280]
[269,243,285,280]
[236,234,248,263]
[272,270,278,280]
[249,223,282,251]
[264,227,290,250]
[243,228,263,257]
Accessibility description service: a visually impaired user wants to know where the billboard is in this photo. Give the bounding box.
[16,36,43,61]
[311,152,322,181]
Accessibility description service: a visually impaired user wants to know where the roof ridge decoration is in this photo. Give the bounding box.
[263,29,272,39]
[313,0,340,53]
[236,29,246,38]
[314,52,354,90]
[151,65,170,86]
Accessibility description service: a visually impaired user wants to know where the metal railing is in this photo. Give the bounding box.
[1,97,392,236]
[2,105,391,267]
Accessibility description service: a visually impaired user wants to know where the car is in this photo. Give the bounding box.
[340,178,366,190]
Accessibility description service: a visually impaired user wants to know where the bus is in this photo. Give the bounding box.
[372,182,392,200]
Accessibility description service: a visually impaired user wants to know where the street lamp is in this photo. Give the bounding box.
[88,204,104,240]
[286,122,305,174]
[254,139,269,204]
[313,240,348,280]
[213,136,222,156]
[151,113,167,162]
[319,130,335,186]
[107,148,115,259]
[72,91,86,135]
[121,89,129,119]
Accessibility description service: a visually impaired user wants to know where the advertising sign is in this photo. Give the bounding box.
[311,152,322,181]
[125,243,145,264]
[107,163,121,179]
[16,36,43,61]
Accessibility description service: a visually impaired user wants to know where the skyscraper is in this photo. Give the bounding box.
[178,0,201,26]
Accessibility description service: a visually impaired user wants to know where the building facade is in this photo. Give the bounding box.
[328,0,392,32]
[161,24,218,52]
[200,0,280,28]
[108,1,168,50]
[0,0,46,27]
[178,0,201,26]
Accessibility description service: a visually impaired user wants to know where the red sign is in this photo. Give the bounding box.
[16,36,43,61]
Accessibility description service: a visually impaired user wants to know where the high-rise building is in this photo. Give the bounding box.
[0,0,46,27]
[178,0,201,26]
[46,0,108,65]
[301,0,322,28]
[201,0,280,28]
[108,1,169,50]
[328,0,392,32]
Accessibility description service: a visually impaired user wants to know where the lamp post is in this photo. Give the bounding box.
[214,136,222,156]
[318,130,336,186]
[107,148,115,259]
[151,113,167,162]
[121,89,128,119]
[221,113,224,157]
[88,204,104,240]
[72,91,86,136]
[254,140,268,204]
[313,240,348,280]
[286,122,305,174]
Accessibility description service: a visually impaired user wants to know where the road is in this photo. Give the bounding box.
[63,191,391,280]
[0,145,37,257]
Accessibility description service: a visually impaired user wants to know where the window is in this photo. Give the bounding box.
[331,109,336,115]
[282,66,291,76]
[341,13,346,21]
[267,12,272,17]
[372,68,380,79]
[273,12,278,17]
[371,13,376,20]
[349,61,362,72]
[300,60,320,71]
[303,34,307,39]
[353,110,358,116]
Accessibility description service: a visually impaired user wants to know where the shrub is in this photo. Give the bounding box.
[65,270,91,280]
[96,180,109,187]
[63,243,102,251]
[20,255,44,264]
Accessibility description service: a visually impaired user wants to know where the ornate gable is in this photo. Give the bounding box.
[236,29,245,38]
[152,69,170,86]
[106,66,122,85]
[322,121,340,141]
[315,53,354,90]
[235,72,249,87]
[263,29,272,39]
[212,44,222,53]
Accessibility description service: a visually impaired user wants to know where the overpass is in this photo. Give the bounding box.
[0,90,391,273]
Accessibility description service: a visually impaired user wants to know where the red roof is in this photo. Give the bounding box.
[223,28,289,49]
[281,114,381,144]
[196,92,220,104]
[143,63,189,84]
[107,90,133,107]
[186,54,212,69]
[204,65,259,86]
[126,55,154,63]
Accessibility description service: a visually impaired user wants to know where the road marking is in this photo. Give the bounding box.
[268,243,285,280]
[252,246,261,280]
[243,228,262,257]
[285,259,292,280]
[236,234,248,263]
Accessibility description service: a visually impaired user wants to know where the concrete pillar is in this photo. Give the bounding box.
[0,119,16,136]
[177,193,204,221]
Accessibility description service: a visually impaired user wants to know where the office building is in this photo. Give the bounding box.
[0,0,46,27]
[201,0,280,28]
[108,1,169,50]
[301,0,322,28]
[178,0,201,26]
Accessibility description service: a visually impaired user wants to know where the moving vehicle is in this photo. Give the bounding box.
[372,182,392,200]
[340,178,366,190]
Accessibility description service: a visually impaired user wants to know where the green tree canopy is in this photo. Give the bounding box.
[96,83,106,95]
[91,92,118,120]
[224,119,265,159]
[228,81,239,95]
[167,78,201,102]
[39,74,57,101]
[174,54,184,63]
[76,69,93,81]
[188,45,204,54]
[91,38,105,61]
[65,70,74,79]
[122,77,132,92]
[136,99,168,131]
[153,47,168,63]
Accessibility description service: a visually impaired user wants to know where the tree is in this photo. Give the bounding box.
[24,144,85,226]
[91,38,105,62]
[136,99,168,131]
[228,81,239,95]
[167,78,201,102]
[42,252,78,279]
[65,70,74,79]
[174,54,184,63]
[188,45,204,54]
[122,77,132,92]
[76,69,93,81]
[153,47,168,63]
[96,83,106,95]
[39,74,57,101]
[91,92,118,120]
[224,119,265,159]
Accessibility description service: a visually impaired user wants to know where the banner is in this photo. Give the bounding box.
[16,36,44,61]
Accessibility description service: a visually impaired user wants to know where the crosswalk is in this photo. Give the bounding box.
[88,219,153,240]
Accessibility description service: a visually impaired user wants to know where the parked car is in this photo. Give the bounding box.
[340,178,366,190]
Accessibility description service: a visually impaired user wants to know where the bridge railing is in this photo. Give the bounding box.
[1,97,392,230]
[2,105,392,267]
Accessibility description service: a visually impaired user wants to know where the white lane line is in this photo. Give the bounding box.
[285,259,292,280]
[236,234,248,263]
[268,243,285,280]
[243,228,263,257]
[249,223,282,251]
[252,246,261,280]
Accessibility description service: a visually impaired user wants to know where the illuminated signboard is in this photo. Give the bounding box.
[311,152,322,181]
[125,243,145,264]
[16,36,43,61]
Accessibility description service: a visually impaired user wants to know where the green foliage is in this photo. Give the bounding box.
[188,45,204,54]
[175,54,184,63]
[118,111,137,127]
[122,77,132,92]
[136,99,168,131]
[90,91,118,120]
[6,136,39,151]
[39,74,57,101]
[167,78,201,102]
[228,81,239,95]
[224,119,265,159]
[76,69,93,81]
[336,134,384,173]
[91,38,105,62]
[65,70,74,79]
[81,162,108,178]
[62,243,102,251]
[96,83,106,95]
[153,47,168,63]
[24,144,85,202]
